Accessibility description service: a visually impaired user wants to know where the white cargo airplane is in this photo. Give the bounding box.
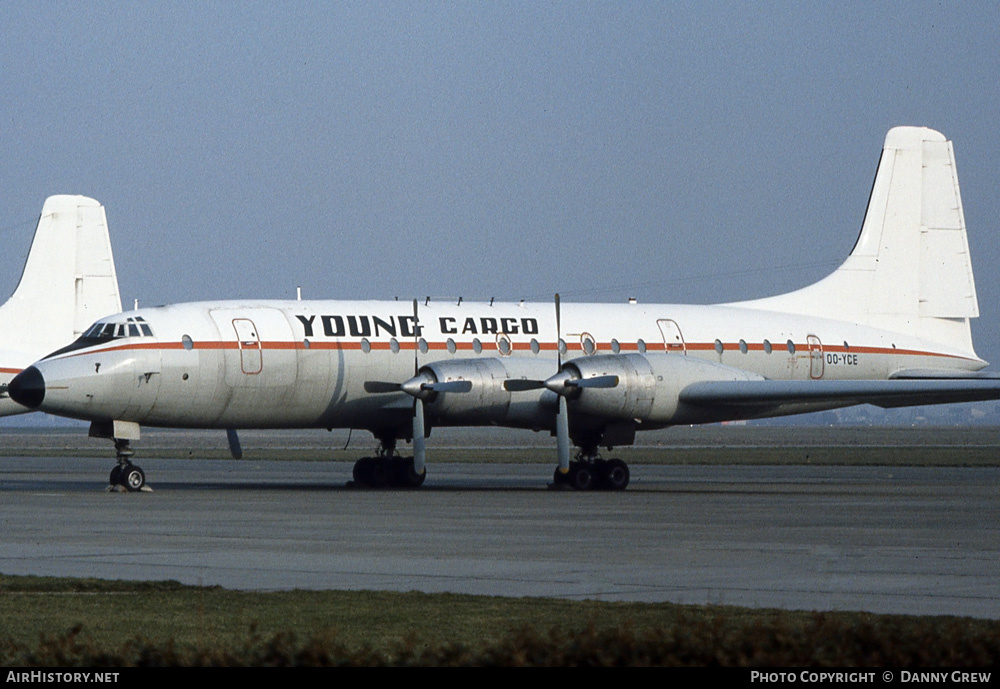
[10,127,1000,491]
[1,195,122,416]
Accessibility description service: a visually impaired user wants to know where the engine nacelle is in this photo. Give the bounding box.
[419,357,556,428]
[564,353,764,426]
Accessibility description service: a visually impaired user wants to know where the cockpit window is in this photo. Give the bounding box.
[45,316,156,359]
[83,316,154,341]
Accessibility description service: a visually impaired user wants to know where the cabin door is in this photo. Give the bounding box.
[232,318,263,374]
[657,319,687,354]
[807,335,824,379]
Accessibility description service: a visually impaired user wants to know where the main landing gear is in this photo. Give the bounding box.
[351,442,426,489]
[107,439,148,492]
[551,450,630,491]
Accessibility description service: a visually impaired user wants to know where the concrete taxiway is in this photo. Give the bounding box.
[1,452,997,619]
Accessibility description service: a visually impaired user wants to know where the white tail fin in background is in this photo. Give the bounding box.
[0,195,122,415]
[733,126,978,354]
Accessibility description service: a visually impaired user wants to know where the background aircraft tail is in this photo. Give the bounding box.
[733,126,979,355]
[0,195,122,404]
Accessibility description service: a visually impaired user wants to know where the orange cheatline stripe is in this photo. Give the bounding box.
[50,338,977,363]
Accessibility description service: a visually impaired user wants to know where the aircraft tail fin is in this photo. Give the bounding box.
[0,195,122,359]
[734,126,978,353]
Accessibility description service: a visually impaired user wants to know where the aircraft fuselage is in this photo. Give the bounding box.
[23,298,984,437]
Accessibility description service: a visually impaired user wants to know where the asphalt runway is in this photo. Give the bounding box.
[1,451,997,619]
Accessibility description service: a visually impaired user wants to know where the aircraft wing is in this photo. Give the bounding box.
[679,376,1000,410]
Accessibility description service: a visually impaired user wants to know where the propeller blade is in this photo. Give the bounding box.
[503,379,545,392]
[413,298,420,375]
[426,380,472,393]
[410,301,429,478]
[412,398,426,474]
[566,374,620,389]
[226,428,243,459]
[401,372,474,397]
[553,292,571,475]
[555,394,570,472]
[364,381,402,393]
[555,293,562,369]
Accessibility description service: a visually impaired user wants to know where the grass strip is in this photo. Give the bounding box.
[1,574,996,666]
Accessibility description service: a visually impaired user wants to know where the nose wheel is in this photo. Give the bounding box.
[108,439,148,492]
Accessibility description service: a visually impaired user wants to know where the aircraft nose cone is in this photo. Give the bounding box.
[8,366,46,408]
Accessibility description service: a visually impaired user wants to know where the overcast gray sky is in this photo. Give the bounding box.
[3,2,999,362]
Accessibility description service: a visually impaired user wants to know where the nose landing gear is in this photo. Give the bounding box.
[89,422,150,493]
[107,438,148,492]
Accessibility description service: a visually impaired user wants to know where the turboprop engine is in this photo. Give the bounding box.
[408,357,558,428]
